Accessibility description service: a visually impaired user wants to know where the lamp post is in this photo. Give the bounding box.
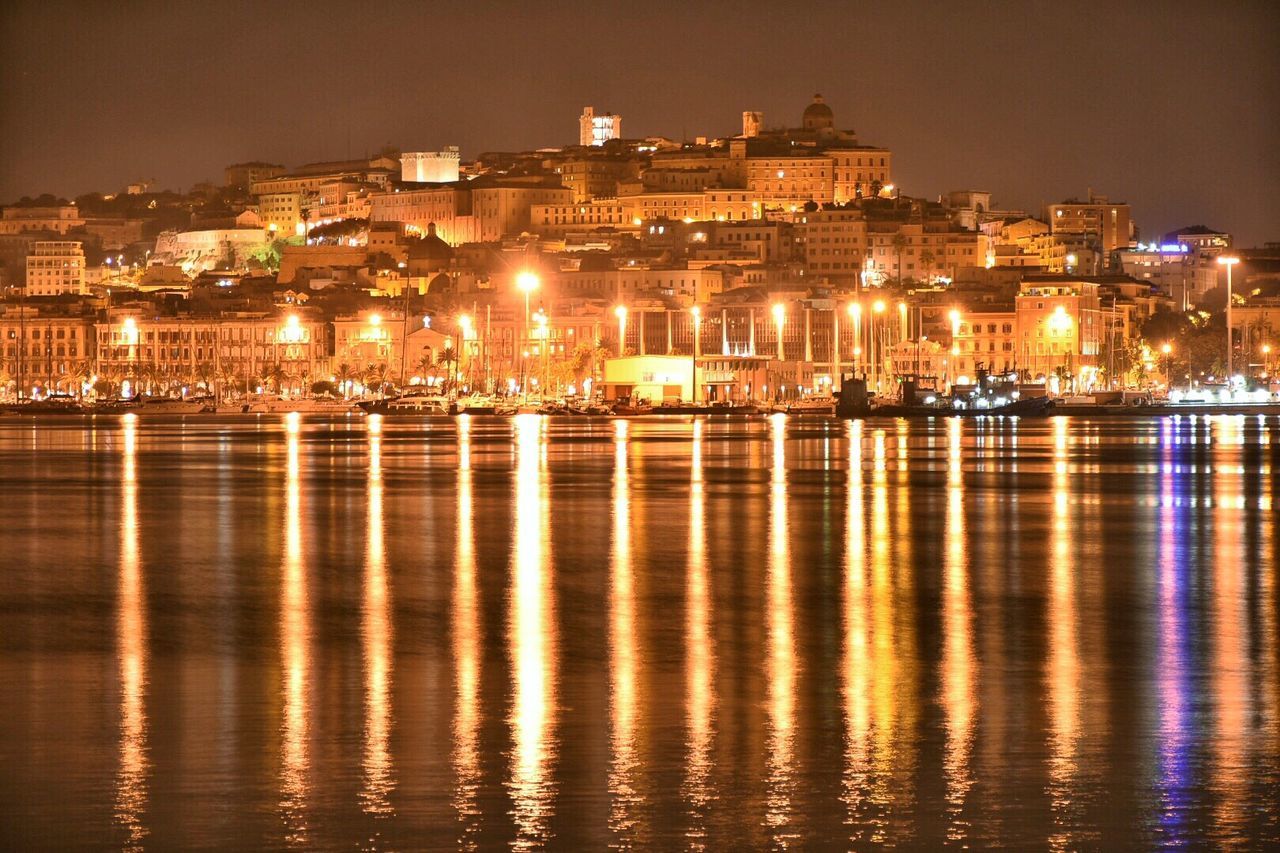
[690,306,702,403]
[848,302,862,378]
[516,271,539,394]
[1262,343,1272,378]
[532,309,549,395]
[1218,256,1240,381]
[872,299,885,392]
[949,309,962,391]
[615,304,628,357]
[1161,342,1174,393]
[458,314,475,390]
[772,303,785,362]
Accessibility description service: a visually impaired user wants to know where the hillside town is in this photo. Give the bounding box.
[3,95,1278,409]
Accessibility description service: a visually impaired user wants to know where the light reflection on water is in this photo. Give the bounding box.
[1,414,1278,850]
[360,414,394,817]
[451,414,482,849]
[765,413,797,846]
[508,413,556,850]
[114,413,147,850]
[278,411,309,844]
[683,418,715,849]
[607,417,641,843]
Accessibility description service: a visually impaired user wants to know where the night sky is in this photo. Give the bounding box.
[2,0,1277,243]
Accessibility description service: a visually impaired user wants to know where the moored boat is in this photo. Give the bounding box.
[7,394,87,415]
[135,396,208,415]
[356,390,450,415]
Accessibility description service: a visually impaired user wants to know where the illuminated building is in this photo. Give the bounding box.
[0,204,84,236]
[617,189,761,224]
[333,311,451,385]
[1014,275,1105,387]
[251,155,399,235]
[0,308,95,395]
[1045,191,1134,258]
[257,190,305,236]
[151,228,270,274]
[550,156,637,202]
[802,214,988,283]
[829,149,894,204]
[579,106,622,147]
[369,180,573,245]
[400,148,461,183]
[949,311,1018,376]
[531,200,629,235]
[25,240,86,296]
[93,312,331,395]
[1116,243,1213,309]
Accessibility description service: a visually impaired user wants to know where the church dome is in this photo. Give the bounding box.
[407,222,454,268]
[802,94,834,131]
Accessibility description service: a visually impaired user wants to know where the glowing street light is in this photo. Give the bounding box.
[515,271,540,392]
[848,302,863,373]
[615,304,628,357]
[1218,256,1240,378]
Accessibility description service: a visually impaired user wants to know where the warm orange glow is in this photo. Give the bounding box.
[608,419,643,840]
[360,419,394,815]
[765,413,796,843]
[115,413,148,848]
[279,411,310,843]
[683,419,714,841]
[517,270,541,293]
[941,418,976,841]
[509,414,556,847]
[1046,417,1079,850]
[452,417,481,838]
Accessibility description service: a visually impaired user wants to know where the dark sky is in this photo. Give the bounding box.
[2,0,1277,244]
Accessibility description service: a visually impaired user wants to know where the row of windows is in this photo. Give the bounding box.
[6,328,80,339]
[4,345,81,357]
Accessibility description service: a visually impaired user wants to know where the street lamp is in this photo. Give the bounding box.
[1218,256,1240,380]
[690,306,702,403]
[532,309,549,395]
[949,309,962,390]
[848,302,863,376]
[458,314,475,388]
[772,303,786,362]
[1161,342,1174,392]
[871,300,886,391]
[1262,342,1272,378]
[516,271,540,393]
[614,304,628,357]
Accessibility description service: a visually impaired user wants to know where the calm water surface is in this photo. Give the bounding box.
[1,413,1278,850]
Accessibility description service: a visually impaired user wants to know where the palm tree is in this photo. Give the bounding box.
[217,359,242,401]
[413,353,434,384]
[891,233,908,284]
[919,248,936,281]
[62,360,93,398]
[335,362,358,398]
[438,346,458,394]
[265,363,287,394]
[362,362,388,396]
